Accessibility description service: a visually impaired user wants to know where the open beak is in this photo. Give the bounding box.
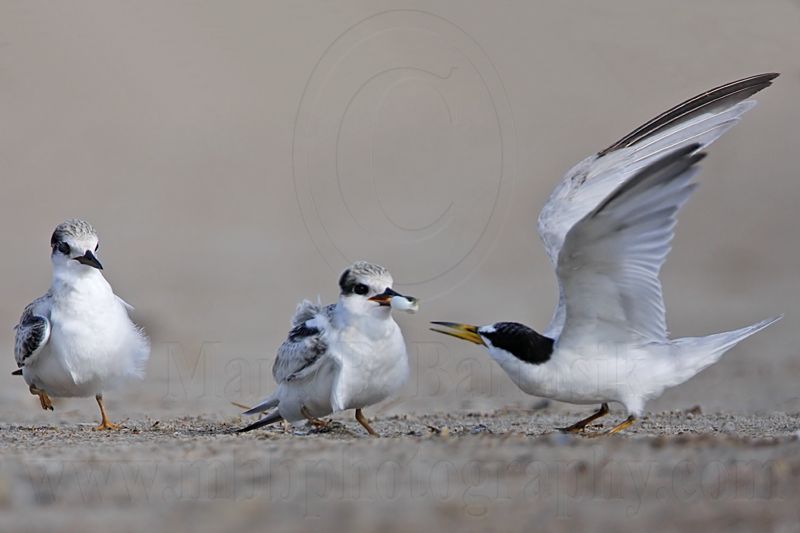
[73,250,103,270]
[429,322,485,345]
[369,288,419,313]
[369,288,410,306]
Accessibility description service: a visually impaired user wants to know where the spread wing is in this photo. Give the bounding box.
[556,145,702,346]
[537,73,778,337]
[14,295,52,368]
[271,301,336,384]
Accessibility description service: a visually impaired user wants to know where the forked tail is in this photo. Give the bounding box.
[670,316,782,385]
[237,409,284,433]
[236,393,283,433]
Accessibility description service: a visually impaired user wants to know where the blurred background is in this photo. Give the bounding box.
[1,0,799,423]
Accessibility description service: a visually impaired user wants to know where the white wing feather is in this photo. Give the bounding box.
[556,146,703,346]
[538,74,778,337]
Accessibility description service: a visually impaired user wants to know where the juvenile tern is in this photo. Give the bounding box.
[239,261,417,436]
[432,74,781,435]
[13,219,150,429]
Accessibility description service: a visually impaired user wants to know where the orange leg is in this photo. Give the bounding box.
[355,408,378,437]
[29,385,54,411]
[94,394,120,430]
[557,403,609,433]
[601,415,636,436]
[300,405,329,428]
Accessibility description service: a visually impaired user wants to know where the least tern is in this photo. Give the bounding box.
[432,74,781,435]
[13,219,150,429]
[239,261,418,436]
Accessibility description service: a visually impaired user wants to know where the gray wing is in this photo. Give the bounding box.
[272,301,336,383]
[538,73,778,338]
[14,294,53,368]
[557,145,702,345]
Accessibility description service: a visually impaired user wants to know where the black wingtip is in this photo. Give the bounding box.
[738,72,779,84]
[236,411,284,434]
[11,369,22,376]
[599,73,779,156]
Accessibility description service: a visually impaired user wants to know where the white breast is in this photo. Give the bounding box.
[330,318,409,412]
[28,273,149,397]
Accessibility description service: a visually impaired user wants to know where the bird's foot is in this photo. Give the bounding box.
[556,425,585,434]
[93,394,120,430]
[300,405,330,429]
[556,422,605,434]
[38,392,54,411]
[29,386,54,411]
[355,408,379,437]
[94,419,121,431]
[308,418,330,429]
[586,415,636,437]
[603,415,635,435]
[556,403,610,434]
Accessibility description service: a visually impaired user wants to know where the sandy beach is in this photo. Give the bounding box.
[2,410,800,532]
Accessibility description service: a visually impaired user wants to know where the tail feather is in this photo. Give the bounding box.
[242,395,279,416]
[237,410,284,433]
[671,315,782,382]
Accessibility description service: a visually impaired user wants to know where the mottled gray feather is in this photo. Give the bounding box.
[271,300,336,383]
[50,219,97,246]
[14,292,53,368]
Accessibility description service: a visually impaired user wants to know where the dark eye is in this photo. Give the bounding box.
[354,284,369,295]
[95,243,99,252]
[57,242,71,255]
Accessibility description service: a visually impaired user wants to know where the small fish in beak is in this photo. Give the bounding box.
[369,288,419,314]
[389,295,419,313]
[429,322,485,345]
